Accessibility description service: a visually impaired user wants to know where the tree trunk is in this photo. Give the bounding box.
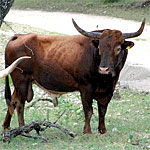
[0,0,14,27]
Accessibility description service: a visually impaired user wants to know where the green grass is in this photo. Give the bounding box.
[0,86,150,149]
[12,0,150,23]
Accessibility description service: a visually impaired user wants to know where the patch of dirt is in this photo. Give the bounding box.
[120,64,150,92]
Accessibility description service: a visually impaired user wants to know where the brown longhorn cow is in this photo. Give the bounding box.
[0,56,31,79]
[3,19,145,134]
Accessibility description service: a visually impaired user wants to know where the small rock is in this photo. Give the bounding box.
[112,128,118,132]
[146,145,150,148]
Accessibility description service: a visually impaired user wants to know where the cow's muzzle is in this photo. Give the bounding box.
[99,66,116,77]
[99,67,110,75]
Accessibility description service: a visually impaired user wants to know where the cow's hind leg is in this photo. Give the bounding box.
[3,79,31,129]
[3,90,17,130]
[15,81,29,127]
[3,110,12,131]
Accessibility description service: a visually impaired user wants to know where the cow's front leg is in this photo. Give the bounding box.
[97,102,108,134]
[80,85,94,134]
[97,93,113,134]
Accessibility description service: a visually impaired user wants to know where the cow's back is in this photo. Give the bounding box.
[5,33,97,92]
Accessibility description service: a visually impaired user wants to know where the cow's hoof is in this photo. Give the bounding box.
[99,128,107,134]
[83,130,92,134]
[2,123,11,131]
[3,127,11,132]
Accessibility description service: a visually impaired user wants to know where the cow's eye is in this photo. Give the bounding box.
[114,46,121,55]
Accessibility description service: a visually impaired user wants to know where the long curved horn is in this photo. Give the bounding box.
[122,18,146,39]
[72,18,102,38]
[0,56,31,79]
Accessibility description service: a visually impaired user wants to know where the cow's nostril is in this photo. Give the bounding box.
[99,67,110,74]
[106,67,110,72]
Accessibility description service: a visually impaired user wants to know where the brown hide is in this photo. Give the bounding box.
[3,30,136,134]
[6,34,97,91]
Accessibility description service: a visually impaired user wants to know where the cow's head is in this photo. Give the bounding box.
[72,18,145,77]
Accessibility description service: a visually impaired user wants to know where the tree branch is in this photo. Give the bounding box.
[2,120,77,143]
[21,132,49,142]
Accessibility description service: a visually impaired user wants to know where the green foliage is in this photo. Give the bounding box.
[0,86,150,149]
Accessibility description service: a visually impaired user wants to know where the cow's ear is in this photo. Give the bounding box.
[122,41,134,50]
[91,40,99,48]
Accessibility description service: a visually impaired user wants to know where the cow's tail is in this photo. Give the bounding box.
[5,58,14,115]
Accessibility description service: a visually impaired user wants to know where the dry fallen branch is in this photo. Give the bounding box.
[2,120,77,143]
[53,110,66,124]
[42,121,76,137]
[21,132,49,142]
[2,109,76,142]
